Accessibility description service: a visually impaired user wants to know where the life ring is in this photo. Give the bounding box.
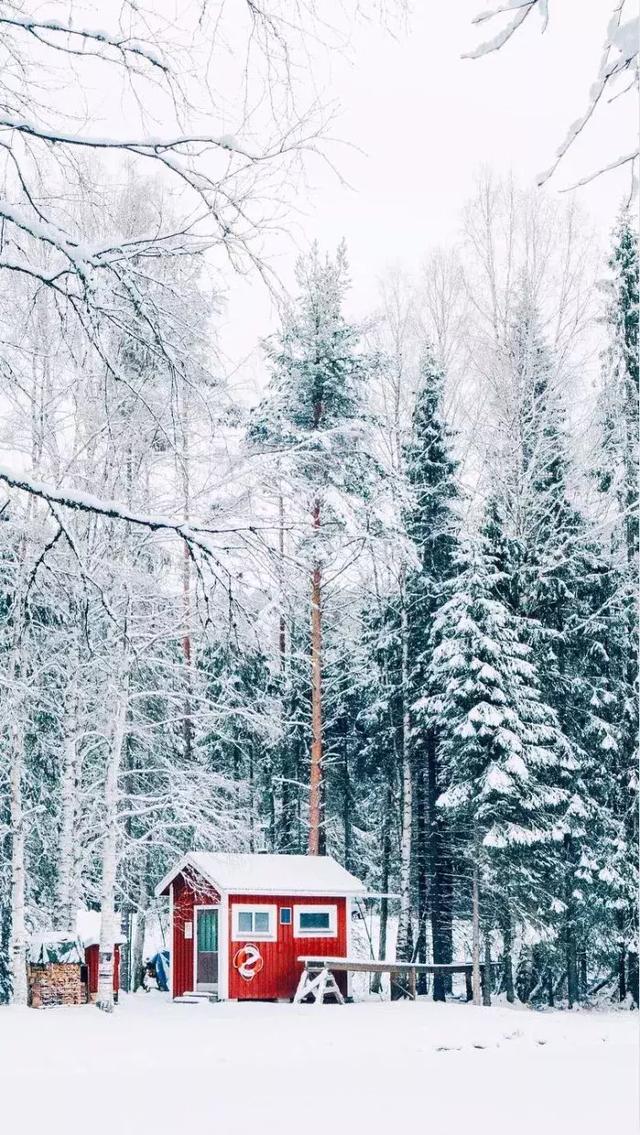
[233,943,264,981]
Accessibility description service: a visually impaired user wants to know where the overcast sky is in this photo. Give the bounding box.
[219,0,636,388]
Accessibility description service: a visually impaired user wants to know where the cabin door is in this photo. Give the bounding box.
[195,908,219,991]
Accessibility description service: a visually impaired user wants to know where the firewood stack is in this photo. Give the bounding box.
[29,962,86,1008]
[28,934,87,1008]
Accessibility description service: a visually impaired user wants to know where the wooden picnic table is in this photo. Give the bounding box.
[297,956,487,1002]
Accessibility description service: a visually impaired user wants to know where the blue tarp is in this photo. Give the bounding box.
[149,950,170,992]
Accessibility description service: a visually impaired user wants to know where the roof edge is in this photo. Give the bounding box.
[154,852,225,898]
[155,853,366,899]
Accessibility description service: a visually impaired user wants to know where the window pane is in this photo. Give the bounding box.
[254,912,270,933]
[238,911,253,933]
[280,908,292,925]
[300,912,331,931]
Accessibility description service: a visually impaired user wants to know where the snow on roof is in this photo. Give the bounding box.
[75,909,127,947]
[29,933,84,965]
[155,852,366,898]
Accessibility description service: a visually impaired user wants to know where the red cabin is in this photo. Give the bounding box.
[155,853,365,1001]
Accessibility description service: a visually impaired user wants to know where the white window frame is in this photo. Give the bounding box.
[193,905,221,993]
[231,904,278,942]
[293,904,338,938]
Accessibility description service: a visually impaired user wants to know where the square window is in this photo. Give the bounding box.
[280,907,292,925]
[232,905,277,942]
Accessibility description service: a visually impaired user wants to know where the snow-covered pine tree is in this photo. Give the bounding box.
[428,542,573,1004]
[593,208,639,1003]
[404,345,461,989]
[249,242,375,855]
[482,278,630,1004]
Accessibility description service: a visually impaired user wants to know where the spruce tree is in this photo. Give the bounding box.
[404,345,460,989]
[482,282,612,1003]
[429,542,574,1002]
[594,208,639,1003]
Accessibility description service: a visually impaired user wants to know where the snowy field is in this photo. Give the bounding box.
[1,995,637,1135]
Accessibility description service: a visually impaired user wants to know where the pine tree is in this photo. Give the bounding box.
[249,242,374,854]
[594,209,639,1003]
[404,345,460,989]
[428,542,574,1003]
[482,278,634,1004]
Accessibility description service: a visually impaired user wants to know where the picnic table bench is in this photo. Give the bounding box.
[295,956,485,1004]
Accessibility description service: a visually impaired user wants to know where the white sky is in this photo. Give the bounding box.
[218,0,636,388]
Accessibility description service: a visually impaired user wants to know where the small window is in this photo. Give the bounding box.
[300,912,331,932]
[293,905,337,938]
[232,905,277,942]
[280,907,292,925]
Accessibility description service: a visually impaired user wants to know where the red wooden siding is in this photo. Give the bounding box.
[172,872,221,997]
[228,894,347,1001]
[85,943,121,995]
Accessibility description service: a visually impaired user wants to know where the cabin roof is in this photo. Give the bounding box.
[155,852,366,898]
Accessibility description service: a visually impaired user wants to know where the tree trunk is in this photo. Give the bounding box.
[395,598,413,964]
[627,950,639,1007]
[9,717,28,1007]
[308,515,323,854]
[564,835,579,1009]
[372,779,392,994]
[472,859,482,1006]
[132,908,147,993]
[502,914,515,1003]
[414,756,428,994]
[342,746,352,870]
[482,931,492,1006]
[55,668,80,931]
[427,730,452,999]
[615,909,627,1001]
[182,538,193,762]
[96,669,129,1012]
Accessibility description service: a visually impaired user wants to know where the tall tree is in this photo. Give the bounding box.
[594,208,639,1003]
[405,345,461,989]
[249,242,374,854]
[429,541,574,1004]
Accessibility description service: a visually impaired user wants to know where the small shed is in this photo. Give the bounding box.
[28,934,86,1008]
[82,935,125,1003]
[155,852,365,1001]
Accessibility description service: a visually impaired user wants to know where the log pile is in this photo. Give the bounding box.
[28,963,87,1008]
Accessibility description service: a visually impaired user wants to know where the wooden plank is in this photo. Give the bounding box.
[299,956,478,976]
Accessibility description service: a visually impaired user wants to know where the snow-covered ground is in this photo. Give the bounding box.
[1,995,636,1134]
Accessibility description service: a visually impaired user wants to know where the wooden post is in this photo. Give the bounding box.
[408,967,417,1000]
[465,967,473,1002]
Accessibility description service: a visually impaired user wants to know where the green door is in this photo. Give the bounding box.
[196,908,219,989]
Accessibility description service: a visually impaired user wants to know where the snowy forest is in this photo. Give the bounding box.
[0,1,638,1019]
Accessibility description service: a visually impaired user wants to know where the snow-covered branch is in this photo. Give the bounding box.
[466,1,639,185]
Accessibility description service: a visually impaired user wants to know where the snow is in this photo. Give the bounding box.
[0,995,636,1135]
[76,910,127,948]
[28,934,83,965]
[157,852,366,897]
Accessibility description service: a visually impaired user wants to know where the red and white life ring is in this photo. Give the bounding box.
[233,944,264,982]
